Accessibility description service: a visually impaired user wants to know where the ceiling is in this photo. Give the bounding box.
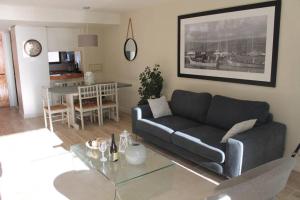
[0,0,174,12]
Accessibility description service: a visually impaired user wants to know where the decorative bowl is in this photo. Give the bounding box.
[125,143,146,165]
[85,138,101,150]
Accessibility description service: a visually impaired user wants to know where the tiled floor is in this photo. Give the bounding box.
[0,107,299,199]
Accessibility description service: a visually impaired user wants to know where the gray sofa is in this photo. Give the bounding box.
[132,90,286,177]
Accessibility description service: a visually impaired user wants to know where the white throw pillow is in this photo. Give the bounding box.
[221,119,257,143]
[148,96,172,118]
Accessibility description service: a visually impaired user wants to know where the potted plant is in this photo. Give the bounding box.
[138,64,163,105]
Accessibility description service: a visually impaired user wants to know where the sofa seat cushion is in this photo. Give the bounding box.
[149,115,201,132]
[135,116,200,143]
[172,126,226,163]
[170,90,212,123]
[135,118,174,143]
[206,95,270,129]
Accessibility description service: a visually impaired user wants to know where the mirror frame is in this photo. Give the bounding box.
[124,38,138,61]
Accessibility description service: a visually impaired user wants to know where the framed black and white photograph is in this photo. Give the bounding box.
[178,1,281,87]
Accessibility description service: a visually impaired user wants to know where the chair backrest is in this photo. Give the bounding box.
[206,157,296,200]
[98,82,118,106]
[55,82,68,87]
[68,80,84,86]
[77,85,99,109]
[55,80,84,87]
[78,85,98,100]
[98,82,118,97]
[41,86,51,110]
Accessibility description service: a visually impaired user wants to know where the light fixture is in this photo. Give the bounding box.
[78,6,98,47]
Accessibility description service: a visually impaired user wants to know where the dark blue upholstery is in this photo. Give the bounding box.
[134,118,173,142]
[206,95,270,129]
[133,108,201,142]
[149,116,201,131]
[132,90,286,178]
[225,122,286,177]
[136,128,224,175]
[170,90,212,123]
[172,125,226,163]
[132,106,173,142]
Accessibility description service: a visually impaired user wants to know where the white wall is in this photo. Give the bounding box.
[12,26,50,118]
[47,27,81,52]
[100,0,300,171]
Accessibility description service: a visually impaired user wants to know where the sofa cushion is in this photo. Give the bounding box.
[221,119,257,143]
[135,118,174,143]
[149,115,201,132]
[135,116,201,143]
[206,95,270,129]
[172,126,226,163]
[148,96,172,118]
[170,90,212,123]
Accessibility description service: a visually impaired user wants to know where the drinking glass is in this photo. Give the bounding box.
[106,139,112,157]
[99,140,107,162]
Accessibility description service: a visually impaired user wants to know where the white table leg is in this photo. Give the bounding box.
[66,93,79,130]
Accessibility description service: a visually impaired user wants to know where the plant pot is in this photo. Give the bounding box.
[125,143,146,165]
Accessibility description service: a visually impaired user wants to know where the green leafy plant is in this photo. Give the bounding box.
[138,64,163,105]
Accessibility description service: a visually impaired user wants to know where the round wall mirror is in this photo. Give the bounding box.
[124,38,137,61]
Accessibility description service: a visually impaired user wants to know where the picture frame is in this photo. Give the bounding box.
[177,1,281,87]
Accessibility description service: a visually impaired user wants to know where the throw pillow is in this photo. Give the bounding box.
[221,119,257,143]
[148,96,172,118]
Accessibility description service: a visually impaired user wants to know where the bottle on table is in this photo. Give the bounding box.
[110,134,119,162]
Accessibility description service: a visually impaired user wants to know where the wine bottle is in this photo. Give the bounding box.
[110,134,119,162]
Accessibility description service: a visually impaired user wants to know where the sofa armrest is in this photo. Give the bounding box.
[225,122,286,177]
[131,105,153,133]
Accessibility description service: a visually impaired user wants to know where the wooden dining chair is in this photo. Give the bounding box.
[98,82,119,125]
[74,85,101,129]
[42,87,70,132]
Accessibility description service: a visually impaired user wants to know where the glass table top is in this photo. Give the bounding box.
[70,143,174,185]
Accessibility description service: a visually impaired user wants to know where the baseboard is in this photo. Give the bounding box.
[119,106,131,114]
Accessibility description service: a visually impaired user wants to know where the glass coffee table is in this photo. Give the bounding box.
[70,143,174,200]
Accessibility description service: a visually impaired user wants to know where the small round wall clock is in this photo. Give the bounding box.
[24,39,42,57]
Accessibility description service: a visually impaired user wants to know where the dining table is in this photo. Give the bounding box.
[48,82,132,129]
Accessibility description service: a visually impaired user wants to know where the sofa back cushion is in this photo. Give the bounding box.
[170,90,212,123]
[206,95,270,129]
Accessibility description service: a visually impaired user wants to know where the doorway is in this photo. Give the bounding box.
[0,33,9,107]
